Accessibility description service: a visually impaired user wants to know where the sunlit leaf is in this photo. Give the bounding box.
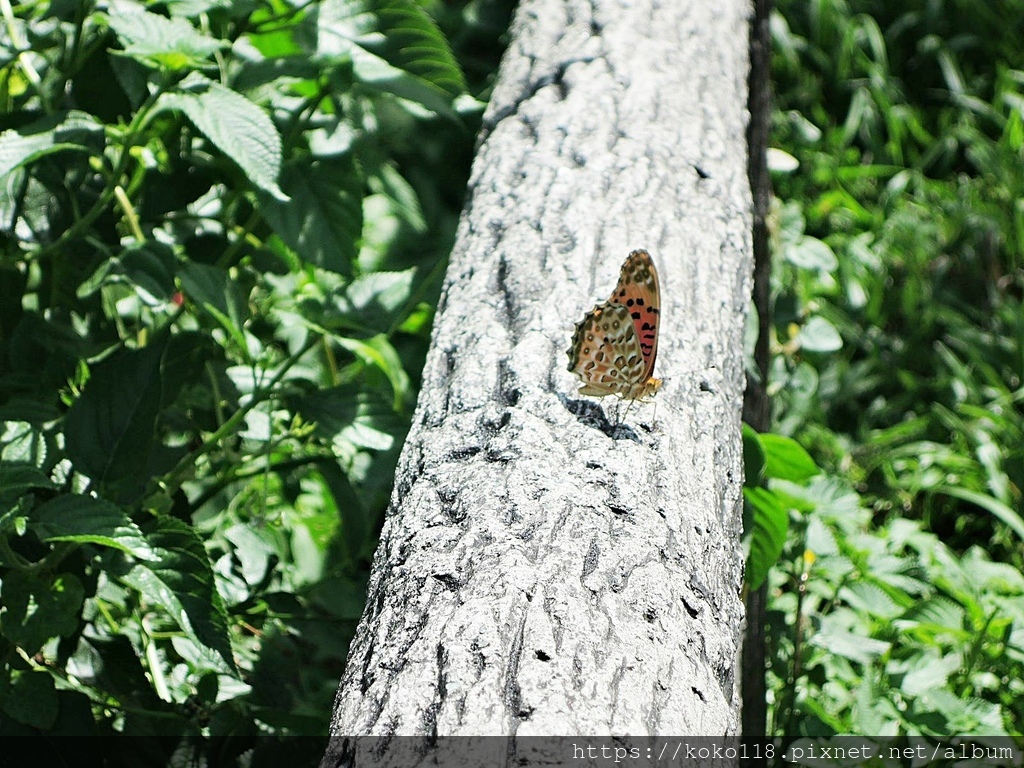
[106,6,225,69]
[156,72,284,199]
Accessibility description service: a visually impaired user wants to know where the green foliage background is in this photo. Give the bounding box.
[758,0,1024,742]
[0,0,510,762]
[2,0,1022,761]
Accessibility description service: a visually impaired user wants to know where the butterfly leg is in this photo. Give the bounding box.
[604,397,619,427]
[620,397,636,425]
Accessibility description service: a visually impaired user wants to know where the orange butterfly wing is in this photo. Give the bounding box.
[608,249,660,382]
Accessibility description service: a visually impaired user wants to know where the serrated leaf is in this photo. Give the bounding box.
[371,0,465,95]
[759,433,820,482]
[319,0,466,95]
[64,339,167,500]
[813,626,890,664]
[106,6,225,70]
[31,495,158,560]
[899,597,966,633]
[169,635,237,677]
[0,571,85,655]
[120,516,235,670]
[350,48,460,118]
[319,0,464,118]
[0,111,103,180]
[851,677,899,735]
[156,72,285,199]
[896,652,962,696]
[258,154,363,274]
[841,581,902,619]
[68,635,162,709]
[0,421,49,464]
[0,462,56,498]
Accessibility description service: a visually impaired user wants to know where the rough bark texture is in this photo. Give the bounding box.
[323,0,753,747]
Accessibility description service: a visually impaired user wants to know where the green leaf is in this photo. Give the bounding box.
[0,111,103,180]
[813,625,891,665]
[798,316,843,353]
[337,334,411,409]
[0,421,50,465]
[156,72,285,199]
[370,165,427,232]
[314,460,370,562]
[933,485,1024,543]
[759,433,820,482]
[31,495,157,560]
[742,423,766,487]
[310,574,369,620]
[743,486,790,590]
[258,154,363,274]
[64,338,168,500]
[106,6,225,70]
[319,0,466,96]
[115,244,179,304]
[349,49,461,118]
[900,597,966,634]
[68,634,163,710]
[0,669,59,729]
[767,147,800,173]
[165,0,234,17]
[158,331,222,412]
[223,523,276,587]
[785,236,838,271]
[294,385,403,452]
[0,571,85,655]
[177,262,249,351]
[841,581,901,619]
[895,652,962,697]
[334,268,417,333]
[119,516,235,671]
[0,462,56,498]
[79,242,178,304]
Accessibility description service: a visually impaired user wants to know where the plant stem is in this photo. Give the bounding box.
[163,334,321,492]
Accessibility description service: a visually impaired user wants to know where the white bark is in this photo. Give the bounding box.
[324,0,752,746]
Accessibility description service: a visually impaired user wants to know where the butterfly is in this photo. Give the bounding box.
[567,249,662,402]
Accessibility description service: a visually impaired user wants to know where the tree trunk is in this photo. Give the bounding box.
[322,0,753,753]
[742,0,774,748]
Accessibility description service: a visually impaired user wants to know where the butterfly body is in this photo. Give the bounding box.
[567,250,662,402]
